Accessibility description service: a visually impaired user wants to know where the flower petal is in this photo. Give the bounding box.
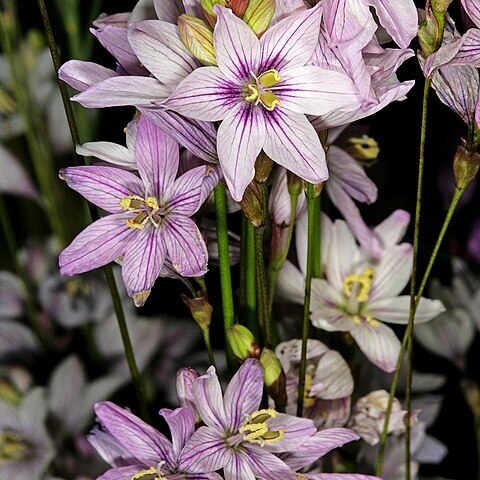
[218,105,266,202]
[277,260,305,305]
[128,21,197,89]
[94,401,174,466]
[160,407,196,459]
[135,114,179,199]
[223,358,263,430]
[223,449,255,480]
[97,466,146,480]
[263,109,328,186]
[153,0,185,21]
[60,165,144,213]
[260,3,322,71]
[122,227,165,296]
[373,209,410,248]
[76,142,135,169]
[264,413,316,453]
[163,216,208,276]
[462,0,480,28]
[59,213,136,276]
[59,60,118,92]
[169,166,209,216]
[214,6,261,80]
[350,322,400,372]
[312,350,354,399]
[243,446,297,480]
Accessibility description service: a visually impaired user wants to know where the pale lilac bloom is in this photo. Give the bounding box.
[0,271,24,318]
[0,388,55,480]
[178,358,317,479]
[310,216,445,372]
[166,5,360,200]
[59,115,215,300]
[276,339,353,429]
[0,319,38,361]
[89,401,222,479]
[461,0,480,28]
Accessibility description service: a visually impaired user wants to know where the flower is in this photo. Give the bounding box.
[276,339,353,429]
[178,358,317,479]
[89,401,222,479]
[462,0,480,28]
[309,216,445,372]
[59,115,216,301]
[166,5,360,200]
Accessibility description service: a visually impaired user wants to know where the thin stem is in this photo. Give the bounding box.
[214,182,235,369]
[375,185,464,476]
[254,225,270,347]
[297,183,317,417]
[201,327,216,367]
[245,219,257,334]
[404,77,431,480]
[102,266,149,420]
[0,195,46,350]
[312,195,322,278]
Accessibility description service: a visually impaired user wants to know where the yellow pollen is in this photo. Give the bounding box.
[239,409,285,446]
[131,467,160,480]
[127,211,149,229]
[343,267,375,303]
[245,69,282,111]
[145,196,159,213]
[245,84,259,102]
[366,316,380,327]
[0,432,27,463]
[257,69,282,88]
[352,315,361,325]
[120,195,144,211]
[120,195,163,229]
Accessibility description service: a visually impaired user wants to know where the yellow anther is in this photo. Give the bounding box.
[120,195,144,211]
[145,196,159,213]
[260,91,281,111]
[342,267,375,303]
[245,84,260,102]
[352,315,361,325]
[126,211,149,229]
[0,432,27,462]
[344,135,380,165]
[366,316,380,327]
[239,409,284,446]
[257,69,282,88]
[131,467,160,480]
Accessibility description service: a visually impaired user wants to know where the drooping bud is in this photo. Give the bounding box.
[181,294,213,329]
[227,324,261,361]
[178,15,217,66]
[243,0,275,35]
[453,144,480,191]
[240,181,268,227]
[254,152,273,183]
[260,348,287,408]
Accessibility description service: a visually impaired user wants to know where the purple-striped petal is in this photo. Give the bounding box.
[312,350,354,399]
[303,475,382,480]
[72,76,170,108]
[178,426,228,472]
[94,401,174,466]
[128,21,197,89]
[244,446,297,480]
[223,359,263,430]
[76,142,135,168]
[164,216,208,276]
[154,0,185,21]
[350,322,400,372]
[160,407,196,458]
[59,60,118,92]
[165,67,240,121]
[263,109,328,186]
[280,428,359,470]
[97,466,146,480]
[59,213,137,276]
[141,108,218,164]
[92,25,146,76]
[223,450,255,480]
[121,227,165,296]
[275,65,360,115]
[260,3,322,71]
[264,414,316,453]
[135,114,179,199]
[214,6,261,80]
[462,0,480,28]
[169,166,207,216]
[191,366,228,431]
[218,104,266,202]
[60,166,144,213]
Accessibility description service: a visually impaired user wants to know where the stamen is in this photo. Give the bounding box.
[120,195,145,211]
[239,409,285,446]
[245,84,260,102]
[0,431,27,462]
[257,69,282,88]
[131,466,160,480]
[260,91,281,111]
[342,267,375,303]
[127,211,149,229]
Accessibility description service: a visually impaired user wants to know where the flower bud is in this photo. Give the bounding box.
[453,145,480,191]
[201,0,227,25]
[260,348,287,408]
[243,0,275,35]
[240,181,268,227]
[178,15,217,67]
[228,0,249,17]
[181,294,213,330]
[0,381,21,405]
[431,0,453,14]
[418,12,441,58]
[287,172,303,197]
[227,324,261,361]
[176,367,200,420]
[254,152,273,183]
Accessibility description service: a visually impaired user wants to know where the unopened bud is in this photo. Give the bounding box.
[181,294,213,329]
[240,181,268,227]
[227,324,261,361]
[176,367,200,419]
[228,0,249,17]
[178,15,217,66]
[287,172,303,197]
[431,0,453,14]
[243,0,275,35]
[0,381,21,405]
[201,0,227,25]
[418,12,441,58]
[453,145,480,191]
[260,348,287,408]
[254,152,273,183]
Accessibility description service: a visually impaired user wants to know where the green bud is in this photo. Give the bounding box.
[431,0,453,14]
[453,145,480,191]
[243,0,275,35]
[227,325,261,361]
[287,172,303,197]
[201,0,227,25]
[178,15,217,67]
[239,181,268,227]
[181,294,213,329]
[254,152,273,183]
[418,13,441,58]
[0,381,21,406]
[260,348,287,408]
[228,0,249,17]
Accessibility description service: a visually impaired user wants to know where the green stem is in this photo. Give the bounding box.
[297,183,317,417]
[201,327,216,367]
[312,195,322,278]
[214,182,235,369]
[103,266,149,421]
[0,195,46,350]
[245,219,257,334]
[254,225,270,347]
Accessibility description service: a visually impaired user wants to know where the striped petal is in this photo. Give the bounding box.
[462,0,480,28]
[60,166,144,213]
[159,407,196,458]
[218,104,266,201]
[59,60,118,92]
[243,446,297,480]
[76,142,135,169]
